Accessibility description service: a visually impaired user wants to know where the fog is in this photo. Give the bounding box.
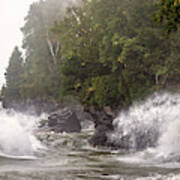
[0,0,37,88]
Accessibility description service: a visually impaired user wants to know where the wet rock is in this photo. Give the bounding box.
[89,126,108,146]
[88,108,115,147]
[67,103,94,130]
[48,108,81,133]
[103,106,115,117]
[80,118,94,130]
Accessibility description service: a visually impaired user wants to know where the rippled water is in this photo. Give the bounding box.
[2,93,180,179]
[0,130,180,180]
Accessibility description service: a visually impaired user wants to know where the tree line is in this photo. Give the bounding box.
[1,0,180,109]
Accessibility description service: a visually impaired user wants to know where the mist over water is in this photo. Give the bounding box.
[0,103,45,158]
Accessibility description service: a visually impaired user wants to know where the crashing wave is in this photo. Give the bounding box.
[0,103,45,158]
[108,92,180,159]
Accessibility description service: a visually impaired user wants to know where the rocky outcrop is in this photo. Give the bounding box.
[48,108,81,133]
[3,95,95,133]
[88,106,116,147]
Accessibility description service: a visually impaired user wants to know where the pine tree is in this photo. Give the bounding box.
[4,46,24,101]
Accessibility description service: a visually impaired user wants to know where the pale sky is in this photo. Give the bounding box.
[0,0,37,88]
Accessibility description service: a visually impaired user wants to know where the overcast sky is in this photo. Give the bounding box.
[0,0,37,88]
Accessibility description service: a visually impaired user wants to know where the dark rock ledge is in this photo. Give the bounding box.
[47,108,81,133]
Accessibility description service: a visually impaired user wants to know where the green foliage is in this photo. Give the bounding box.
[2,0,180,110]
[4,47,24,101]
[91,75,121,107]
[53,0,180,108]
[154,0,180,33]
[19,0,66,100]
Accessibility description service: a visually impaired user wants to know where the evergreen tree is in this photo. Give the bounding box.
[20,0,76,100]
[4,46,24,101]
